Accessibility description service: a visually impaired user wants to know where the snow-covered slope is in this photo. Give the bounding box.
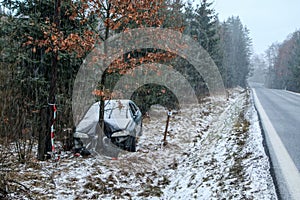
[8,88,277,199]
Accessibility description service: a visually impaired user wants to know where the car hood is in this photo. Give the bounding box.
[104,118,132,133]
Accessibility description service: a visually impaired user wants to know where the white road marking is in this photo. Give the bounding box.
[252,89,300,200]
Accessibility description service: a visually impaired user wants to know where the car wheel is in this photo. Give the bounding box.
[124,136,136,152]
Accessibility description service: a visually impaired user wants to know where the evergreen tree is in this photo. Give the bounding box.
[220,16,252,87]
[181,0,223,96]
[184,0,222,67]
[1,0,97,160]
[265,43,280,88]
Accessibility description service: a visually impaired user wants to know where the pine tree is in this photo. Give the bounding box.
[265,43,280,88]
[182,0,223,95]
[220,16,252,87]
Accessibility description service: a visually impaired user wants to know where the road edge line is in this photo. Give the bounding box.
[252,88,300,200]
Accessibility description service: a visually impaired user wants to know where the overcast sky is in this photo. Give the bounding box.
[211,0,300,55]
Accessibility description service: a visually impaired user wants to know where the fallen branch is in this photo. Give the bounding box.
[7,179,30,191]
[7,179,33,200]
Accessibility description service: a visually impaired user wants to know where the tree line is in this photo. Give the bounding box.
[265,30,300,92]
[0,0,252,163]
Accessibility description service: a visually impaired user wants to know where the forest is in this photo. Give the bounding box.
[0,0,252,162]
[264,30,300,92]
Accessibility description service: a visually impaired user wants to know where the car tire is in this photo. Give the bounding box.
[124,136,136,152]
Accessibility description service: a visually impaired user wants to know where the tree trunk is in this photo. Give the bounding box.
[37,107,48,160]
[37,0,60,160]
[98,3,111,133]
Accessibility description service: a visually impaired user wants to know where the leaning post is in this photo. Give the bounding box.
[163,109,172,146]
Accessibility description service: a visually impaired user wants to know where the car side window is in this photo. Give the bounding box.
[129,102,139,118]
[129,103,136,114]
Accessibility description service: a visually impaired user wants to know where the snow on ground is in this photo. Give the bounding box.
[7,88,277,199]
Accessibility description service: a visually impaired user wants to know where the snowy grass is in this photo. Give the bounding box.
[3,88,277,199]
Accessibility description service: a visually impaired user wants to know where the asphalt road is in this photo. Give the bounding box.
[250,82,300,199]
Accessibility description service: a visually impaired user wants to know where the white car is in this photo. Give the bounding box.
[74,100,142,153]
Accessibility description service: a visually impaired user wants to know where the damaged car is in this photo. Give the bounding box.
[73,99,142,154]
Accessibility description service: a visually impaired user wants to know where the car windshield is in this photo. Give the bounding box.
[105,101,129,119]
